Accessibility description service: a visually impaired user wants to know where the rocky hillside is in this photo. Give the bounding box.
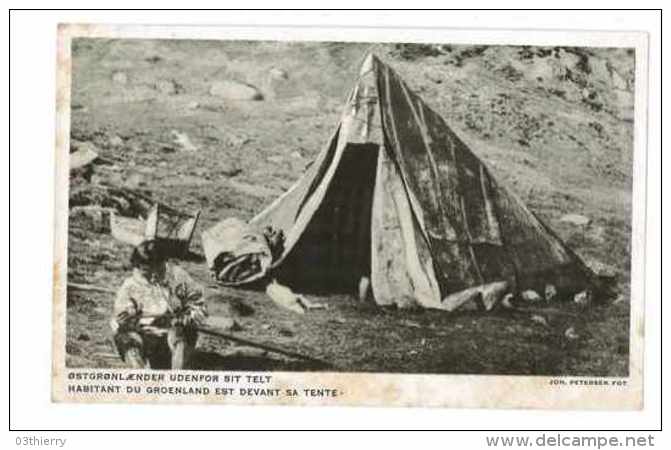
[66,39,634,375]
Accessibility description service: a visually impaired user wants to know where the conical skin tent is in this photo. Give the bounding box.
[247,53,594,308]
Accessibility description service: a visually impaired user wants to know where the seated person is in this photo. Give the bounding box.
[110,240,207,369]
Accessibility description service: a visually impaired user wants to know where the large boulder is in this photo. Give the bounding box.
[69,141,99,170]
[209,80,263,100]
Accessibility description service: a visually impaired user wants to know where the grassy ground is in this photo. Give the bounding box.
[66,39,634,375]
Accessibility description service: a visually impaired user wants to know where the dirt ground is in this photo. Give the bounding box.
[65,39,634,376]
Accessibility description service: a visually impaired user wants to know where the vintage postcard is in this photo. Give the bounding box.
[52,24,648,409]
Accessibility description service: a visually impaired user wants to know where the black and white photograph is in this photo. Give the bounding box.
[49,23,648,409]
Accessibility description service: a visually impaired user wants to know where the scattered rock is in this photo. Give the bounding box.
[544,284,558,302]
[209,80,263,100]
[171,130,198,152]
[560,214,591,226]
[521,290,543,303]
[269,67,288,80]
[574,290,592,306]
[530,314,549,327]
[581,88,596,101]
[199,102,227,113]
[224,133,251,147]
[155,78,183,95]
[112,71,128,85]
[108,135,124,148]
[500,293,515,309]
[401,319,422,329]
[290,150,303,159]
[564,327,580,340]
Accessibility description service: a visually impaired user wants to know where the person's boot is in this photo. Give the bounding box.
[124,347,146,369]
[168,326,194,370]
[171,340,186,369]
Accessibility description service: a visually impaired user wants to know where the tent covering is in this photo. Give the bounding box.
[206,53,594,309]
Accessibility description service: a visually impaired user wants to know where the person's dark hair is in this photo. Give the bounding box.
[130,239,167,268]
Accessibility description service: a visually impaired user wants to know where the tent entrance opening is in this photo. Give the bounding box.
[276,143,380,293]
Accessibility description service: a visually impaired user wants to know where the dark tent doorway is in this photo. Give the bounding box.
[274,143,380,293]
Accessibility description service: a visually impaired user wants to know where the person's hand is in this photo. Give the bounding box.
[116,307,138,327]
[117,300,142,321]
[115,310,133,325]
[114,301,142,331]
[172,307,206,328]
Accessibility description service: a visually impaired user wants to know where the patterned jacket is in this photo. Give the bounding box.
[111,263,206,332]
